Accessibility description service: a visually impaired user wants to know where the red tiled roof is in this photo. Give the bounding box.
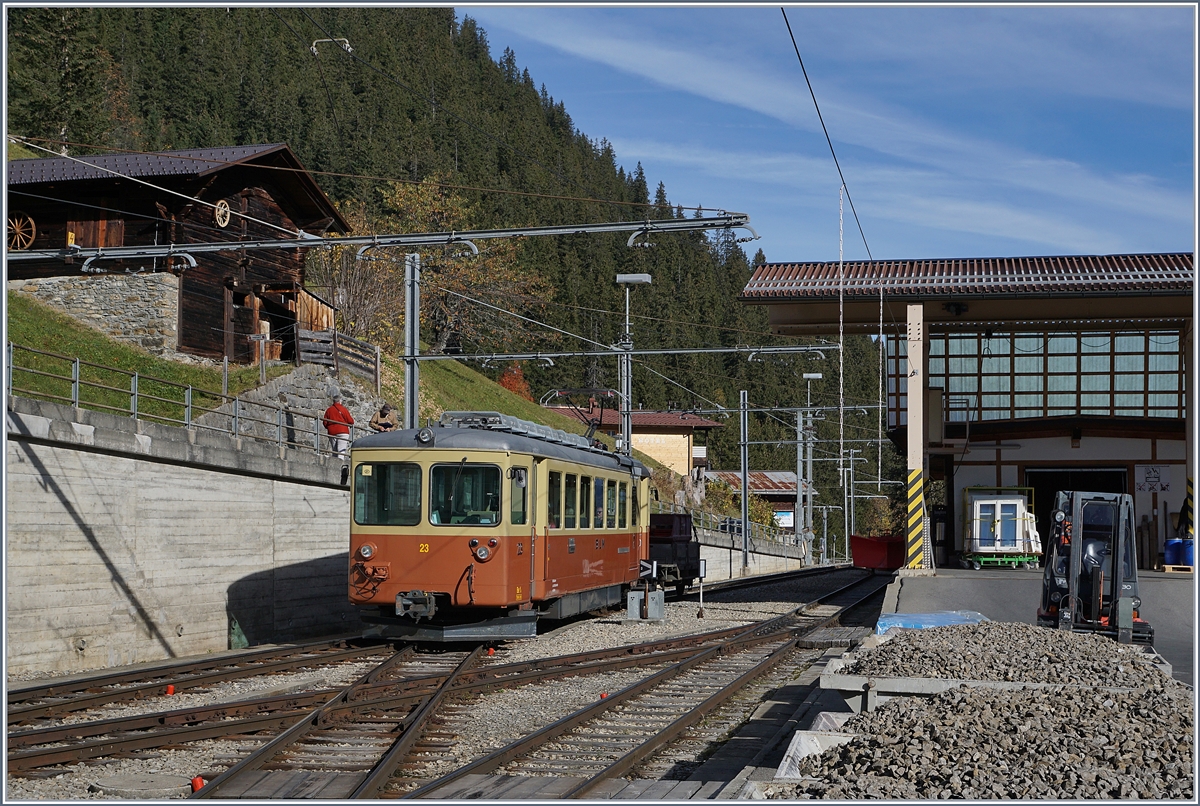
[706,471,798,494]
[741,253,1193,301]
[548,406,723,430]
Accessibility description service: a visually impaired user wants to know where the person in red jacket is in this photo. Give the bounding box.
[323,393,354,460]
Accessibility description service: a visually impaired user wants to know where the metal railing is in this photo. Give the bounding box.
[7,342,366,458]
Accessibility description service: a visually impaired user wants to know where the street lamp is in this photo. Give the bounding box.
[615,273,651,456]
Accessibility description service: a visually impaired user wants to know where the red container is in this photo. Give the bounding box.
[850,534,905,570]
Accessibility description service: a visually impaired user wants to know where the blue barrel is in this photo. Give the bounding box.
[1183,540,1194,567]
[1165,539,1182,566]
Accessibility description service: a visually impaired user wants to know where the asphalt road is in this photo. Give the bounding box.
[892,566,1194,685]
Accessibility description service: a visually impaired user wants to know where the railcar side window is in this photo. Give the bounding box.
[606,481,617,529]
[580,476,592,528]
[618,482,628,529]
[510,467,528,525]
[594,477,605,526]
[430,463,501,526]
[565,474,578,529]
[631,483,640,526]
[548,471,562,529]
[354,463,422,526]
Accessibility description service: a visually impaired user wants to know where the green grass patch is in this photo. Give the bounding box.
[7,291,291,425]
[6,290,664,469]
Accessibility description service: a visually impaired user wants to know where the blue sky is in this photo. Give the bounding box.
[466,4,1195,263]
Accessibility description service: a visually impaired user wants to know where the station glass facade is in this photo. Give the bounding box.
[888,329,1186,427]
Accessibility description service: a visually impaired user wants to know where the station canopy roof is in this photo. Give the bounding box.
[741,252,1193,335]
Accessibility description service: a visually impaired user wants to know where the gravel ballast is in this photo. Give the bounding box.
[763,621,1194,800]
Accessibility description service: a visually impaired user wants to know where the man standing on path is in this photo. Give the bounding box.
[323,392,354,461]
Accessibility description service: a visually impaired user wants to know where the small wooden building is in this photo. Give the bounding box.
[7,144,349,362]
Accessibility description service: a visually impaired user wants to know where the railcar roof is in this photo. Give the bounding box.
[351,427,648,476]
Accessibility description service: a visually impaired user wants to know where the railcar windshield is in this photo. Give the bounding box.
[430,463,501,526]
[354,463,422,526]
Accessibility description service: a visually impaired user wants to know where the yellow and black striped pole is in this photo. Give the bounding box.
[906,468,925,568]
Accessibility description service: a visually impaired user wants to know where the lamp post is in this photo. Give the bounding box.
[615,273,651,456]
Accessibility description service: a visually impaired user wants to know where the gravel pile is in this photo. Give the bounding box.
[842,621,1170,687]
[770,684,1194,799]
[763,622,1194,800]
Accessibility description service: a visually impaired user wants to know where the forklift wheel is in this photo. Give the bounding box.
[960,559,971,570]
[972,561,981,571]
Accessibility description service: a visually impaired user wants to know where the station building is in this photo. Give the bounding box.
[741,252,1193,567]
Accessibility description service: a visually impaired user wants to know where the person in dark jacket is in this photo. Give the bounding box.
[323,393,354,460]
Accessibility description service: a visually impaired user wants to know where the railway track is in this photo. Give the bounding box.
[7,638,392,725]
[181,572,887,799]
[6,614,811,774]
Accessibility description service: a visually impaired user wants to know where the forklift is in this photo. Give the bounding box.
[1036,490,1154,644]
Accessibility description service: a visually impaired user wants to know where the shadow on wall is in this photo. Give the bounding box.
[226,553,359,648]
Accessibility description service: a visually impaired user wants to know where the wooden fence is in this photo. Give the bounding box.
[298,329,381,394]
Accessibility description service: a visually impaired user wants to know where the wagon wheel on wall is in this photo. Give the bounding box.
[7,211,35,250]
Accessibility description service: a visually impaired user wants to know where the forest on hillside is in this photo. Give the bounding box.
[7,7,903,530]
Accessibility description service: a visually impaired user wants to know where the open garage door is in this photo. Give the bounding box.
[1023,468,1128,563]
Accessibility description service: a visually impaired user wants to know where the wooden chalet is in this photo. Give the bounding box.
[6,144,350,363]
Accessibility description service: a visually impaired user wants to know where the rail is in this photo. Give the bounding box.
[298,329,381,394]
[6,342,370,459]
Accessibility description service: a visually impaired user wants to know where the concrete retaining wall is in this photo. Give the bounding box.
[6,395,352,676]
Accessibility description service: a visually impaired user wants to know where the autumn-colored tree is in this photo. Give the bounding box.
[381,175,553,354]
[497,363,533,401]
[305,201,405,348]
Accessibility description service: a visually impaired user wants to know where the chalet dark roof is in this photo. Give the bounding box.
[7,143,349,233]
[7,144,295,184]
[741,253,1194,301]
[548,406,724,430]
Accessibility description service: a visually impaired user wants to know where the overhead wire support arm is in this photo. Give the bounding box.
[409,344,832,362]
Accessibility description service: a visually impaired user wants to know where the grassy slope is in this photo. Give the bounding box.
[6,290,662,468]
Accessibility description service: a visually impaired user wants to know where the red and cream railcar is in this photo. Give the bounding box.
[349,412,650,640]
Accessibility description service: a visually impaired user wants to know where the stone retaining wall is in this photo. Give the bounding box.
[9,274,181,356]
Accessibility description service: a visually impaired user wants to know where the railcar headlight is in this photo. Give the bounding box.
[1050,591,1061,603]
[469,539,479,548]
[1053,510,1066,523]
[416,427,434,444]
[359,543,376,559]
[1132,596,1141,609]
[475,546,490,560]
[488,538,498,548]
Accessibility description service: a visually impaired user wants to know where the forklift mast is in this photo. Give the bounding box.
[1039,490,1151,644]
